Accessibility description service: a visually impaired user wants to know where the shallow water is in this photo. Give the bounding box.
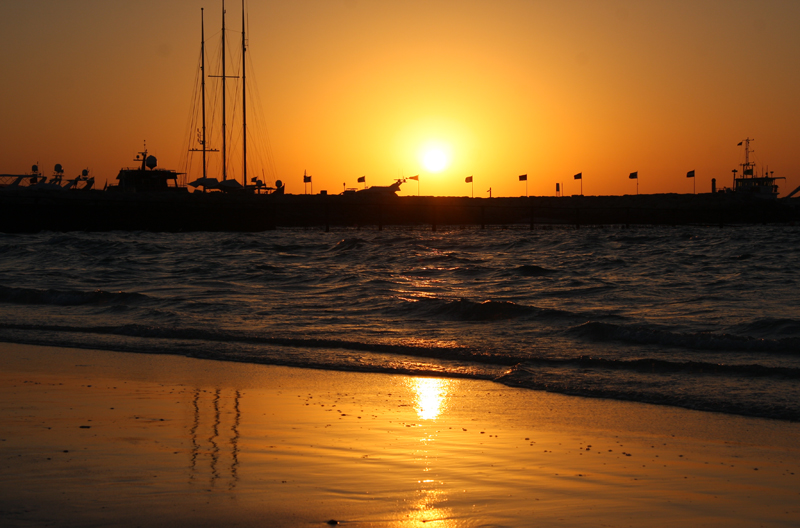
[1,225,799,420]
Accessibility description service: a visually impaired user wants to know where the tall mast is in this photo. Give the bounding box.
[190,9,218,190]
[221,0,228,180]
[200,8,207,182]
[242,0,247,188]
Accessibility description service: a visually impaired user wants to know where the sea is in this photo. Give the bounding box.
[1,225,798,421]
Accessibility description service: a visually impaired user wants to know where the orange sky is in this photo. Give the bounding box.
[2,0,799,197]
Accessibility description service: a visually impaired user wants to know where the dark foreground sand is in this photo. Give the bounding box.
[1,342,798,527]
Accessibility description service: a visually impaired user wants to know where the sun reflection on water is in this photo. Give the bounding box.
[406,377,454,421]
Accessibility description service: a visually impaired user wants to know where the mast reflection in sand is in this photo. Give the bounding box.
[188,387,241,488]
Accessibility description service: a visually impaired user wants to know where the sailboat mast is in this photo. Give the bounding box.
[221,0,228,181]
[200,8,207,182]
[242,0,247,188]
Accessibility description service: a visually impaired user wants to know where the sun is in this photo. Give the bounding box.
[422,148,449,172]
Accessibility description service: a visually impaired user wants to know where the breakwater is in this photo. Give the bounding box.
[1,189,798,232]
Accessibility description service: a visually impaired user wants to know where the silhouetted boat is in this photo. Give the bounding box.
[0,164,94,191]
[356,179,406,196]
[107,147,185,194]
[731,138,785,199]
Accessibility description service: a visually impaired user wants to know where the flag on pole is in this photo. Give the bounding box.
[357,176,365,183]
[737,141,743,146]
[465,176,473,183]
[574,173,582,180]
[629,172,638,179]
[519,174,527,181]
[686,170,695,178]
[304,175,311,183]
[408,175,419,181]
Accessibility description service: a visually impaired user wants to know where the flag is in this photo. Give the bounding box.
[519,174,527,181]
[737,141,743,146]
[629,172,638,179]
[408,175,419,181]
[304,175,311,183]
[357,176,365,183]
[686,170,695,178]
[574,173,582,180]
[556,183,560,192]
[465,176,473,183]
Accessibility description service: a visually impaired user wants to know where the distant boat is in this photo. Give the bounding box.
[0,164,93,191]
[356,179,405,196]
[732,138,785,199]
[186,0,282,195]
[106,1,282,196]
[107,147,185,193]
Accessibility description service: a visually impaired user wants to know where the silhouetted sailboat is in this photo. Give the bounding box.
[186,0,280,194]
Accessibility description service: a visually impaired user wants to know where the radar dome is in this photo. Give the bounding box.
[32,164,38,173]
[54,164,63,174]
[275,179,283,188]
[82,169,89,177]
[145,155,158,169]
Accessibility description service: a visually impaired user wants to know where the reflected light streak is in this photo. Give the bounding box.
[407,377,454,421]
[403,488,458,527]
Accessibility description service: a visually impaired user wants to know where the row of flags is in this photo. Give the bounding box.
[302,170,699,189]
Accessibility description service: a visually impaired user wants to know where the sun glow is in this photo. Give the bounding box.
[421,148,449,173]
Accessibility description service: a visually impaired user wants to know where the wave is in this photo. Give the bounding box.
[0,322,518,366]
[7,321,794,379]
[729,317,800,337]
[0,285,149,306]
[513,355,800,379]
[331,238,368,252]
[391,297,576,322]
[495,364,800,422]
[515,264,558,276]
[569,321,800,353]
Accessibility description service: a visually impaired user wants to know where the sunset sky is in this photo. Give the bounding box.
[1,0,798,197]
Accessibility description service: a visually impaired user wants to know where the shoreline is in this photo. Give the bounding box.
[2,342,799,527]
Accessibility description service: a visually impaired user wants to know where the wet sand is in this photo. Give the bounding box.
[1,342,799,527]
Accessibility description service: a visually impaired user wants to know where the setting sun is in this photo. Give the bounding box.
[422,148,449,173]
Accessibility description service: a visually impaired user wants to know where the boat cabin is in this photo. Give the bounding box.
[109,151,185,193]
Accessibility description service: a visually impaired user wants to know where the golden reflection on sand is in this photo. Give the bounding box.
[401,487,459,528]
[400,377,463,527]
[406,377,455,421]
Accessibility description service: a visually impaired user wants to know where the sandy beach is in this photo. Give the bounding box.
[1,341,798,527]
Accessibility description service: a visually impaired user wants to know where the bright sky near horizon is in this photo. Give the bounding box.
[1,0,799,197]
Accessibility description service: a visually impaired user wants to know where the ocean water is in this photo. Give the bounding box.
[1,225,799,421]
